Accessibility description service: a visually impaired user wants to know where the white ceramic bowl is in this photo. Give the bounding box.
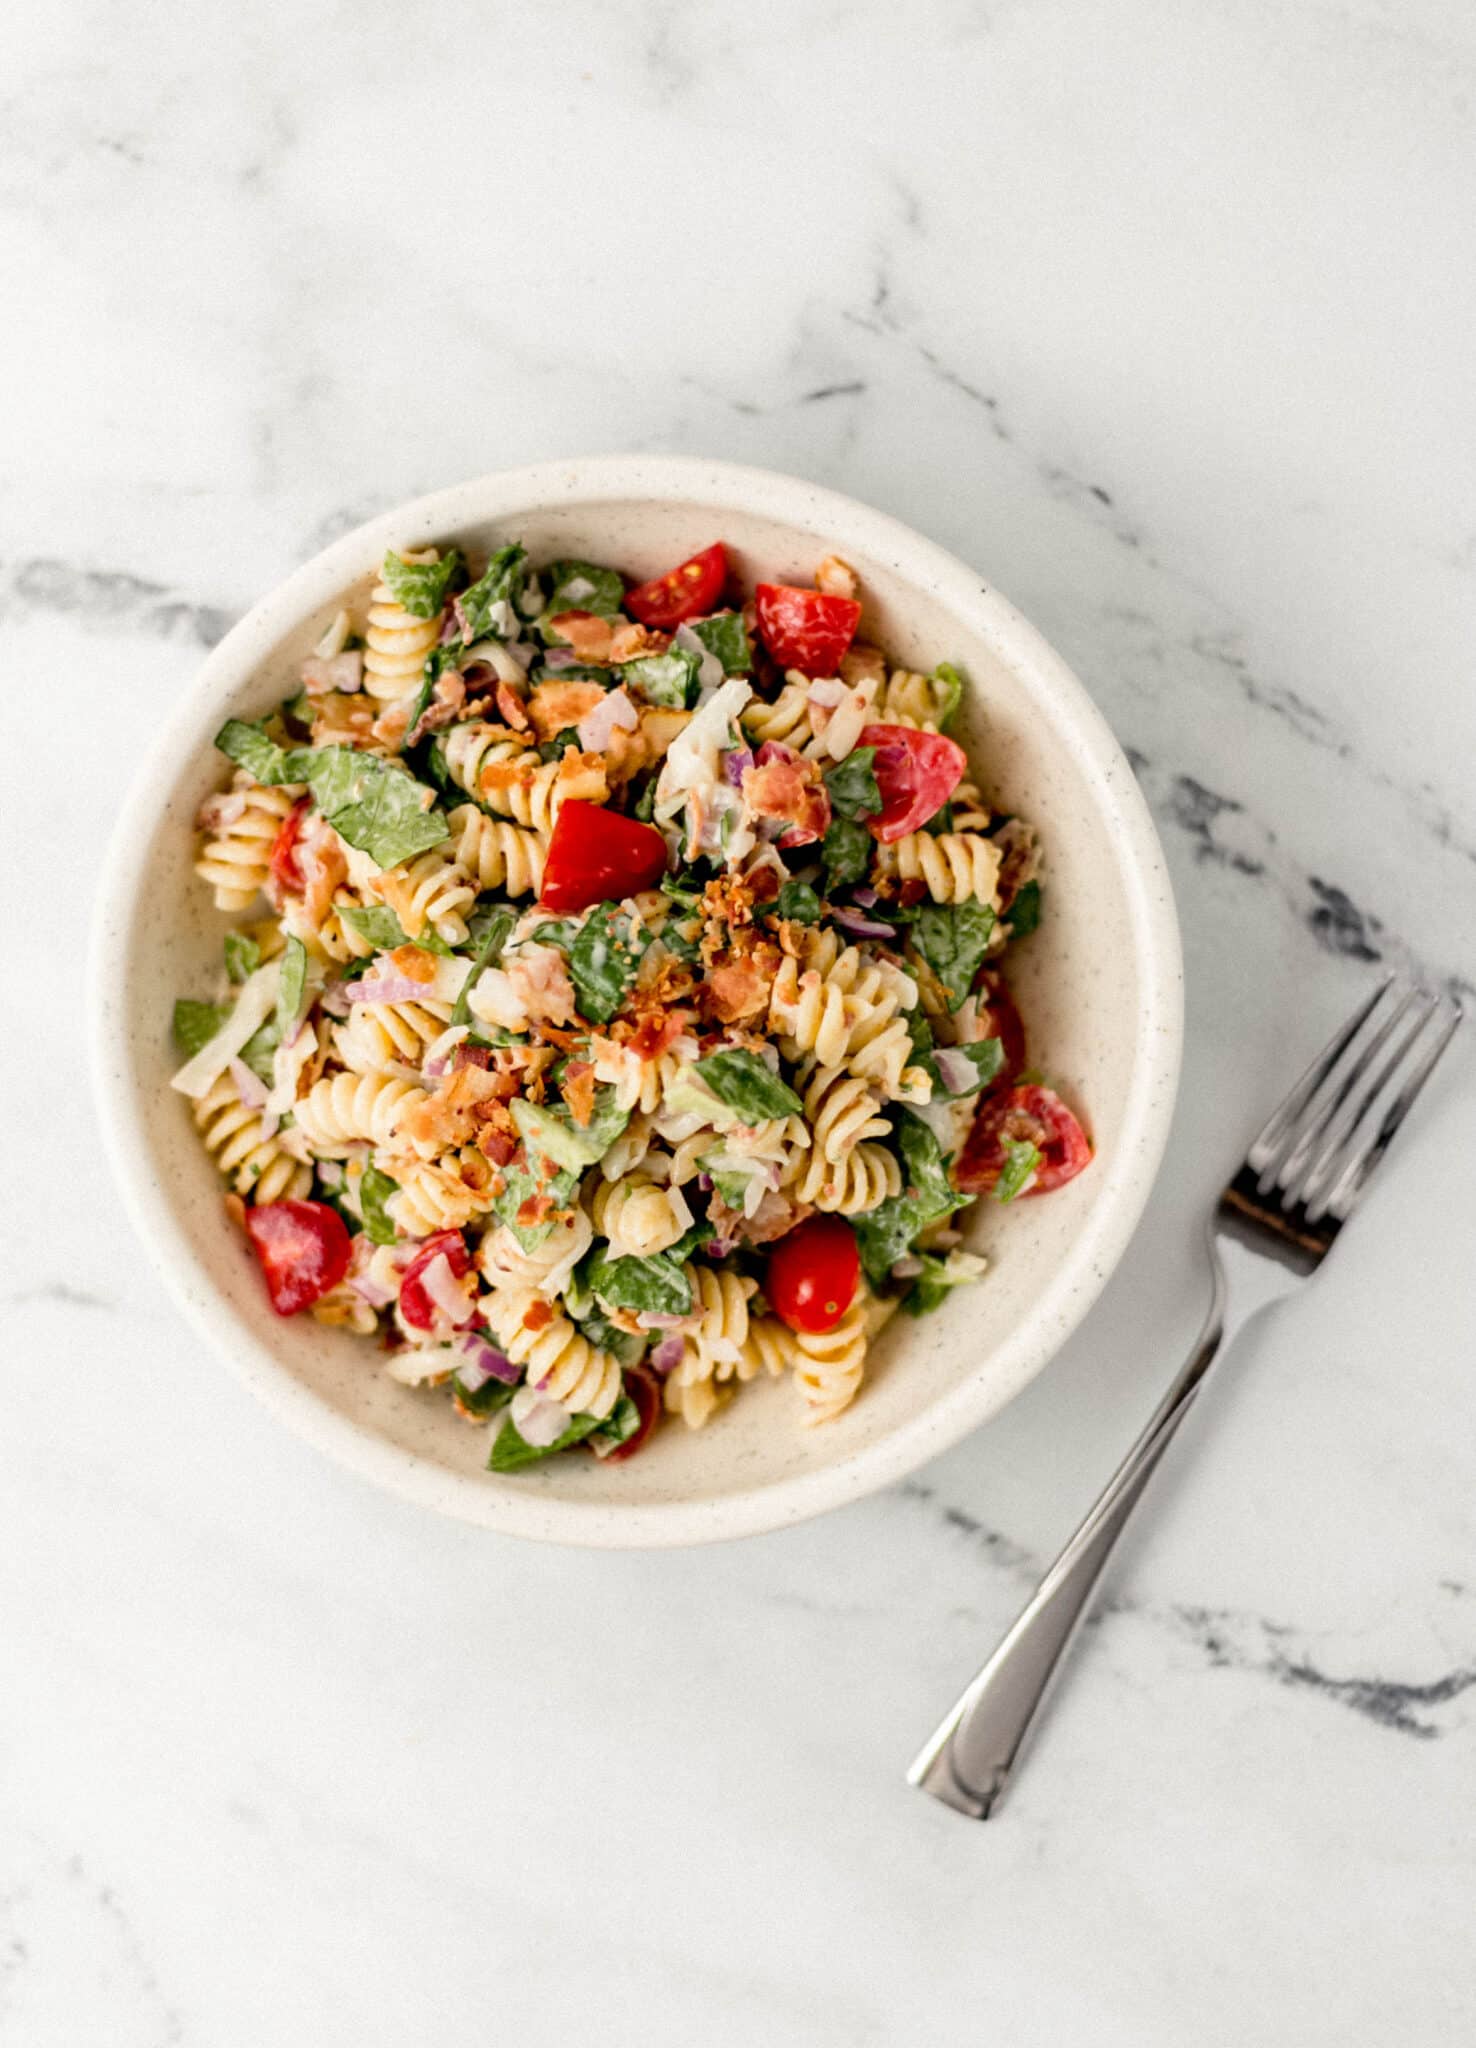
[90,456,1182,1547]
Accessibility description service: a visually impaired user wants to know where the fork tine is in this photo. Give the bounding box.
[1248,973,1394,1180]
[1311,996,1464,1223]
[1267,981,1423,1199]
[1292,991,1436,1213]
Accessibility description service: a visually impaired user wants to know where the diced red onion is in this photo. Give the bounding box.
[348,972,433,1005]
[301,650,363,696]
[509,1384,573,1446]
[696,1172,713,1192]
[706,1238,735,1259]
[636,1310,688,1331]
[456,1331,519,1386]
[934,1047,983,1096]
[229,1056,268,1109]
[319,981,351,1018]
[541,645,578,671]
[419,1252,476,1328]
[831,907,894,940]
[723,747,755,787]
[891,1255,925,1279]
[648,1331,684,1376]
[577,688,639,752]
[755,740,800,768]
[852,885,879,908]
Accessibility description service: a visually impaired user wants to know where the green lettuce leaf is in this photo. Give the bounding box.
[694,1049,803,1121]
[852,1110,970,1286]
[279,747,449,871]
[172,999,227,1057]
[690,610,752,675]
[380,547,464,620]
[456,544,528,642]
[909,901,996,1011]
[489,1408,606,1472]
[573,1309,648,1369]
[1007,880,1042,937]
[214,719,289,785]
[490,1157,580,1250]
[618,649,700,708]
[929,1036,1005,1098]
[358,1164,400,1245]
[587,1250,692,1318]
[773,880,821,925]
[567,902,645,1025]
[544,560,626,620]
[821,815,871,893]
[993,1138,1041,1203]
[224,932,260,985]
[824,747,880,822]
[932,662,966,730]
[338,902,452,956]
[274,935,310,1042]
[449,904,516,1029]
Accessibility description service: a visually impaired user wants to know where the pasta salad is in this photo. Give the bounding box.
[172,538,1089,1471]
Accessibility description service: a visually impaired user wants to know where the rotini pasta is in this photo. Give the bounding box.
[177,531,1080,1475]
[363,550,446,700]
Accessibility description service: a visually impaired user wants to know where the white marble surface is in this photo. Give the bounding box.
[4,3,1476,2041]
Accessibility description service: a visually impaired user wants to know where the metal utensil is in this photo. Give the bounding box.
[910,974,1463,1819]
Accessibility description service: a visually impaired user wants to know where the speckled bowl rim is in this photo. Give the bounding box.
[89,455,1182,1547]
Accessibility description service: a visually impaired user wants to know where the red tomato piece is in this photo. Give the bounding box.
[624,542,729,628]
[398,1230,476,1333]
[973,969,1027,1092]
[954,1085,1092,1199]
[753,584,861,676]
[857,724,968,843]
[767,1214,861,1334]
[540,798,669,914]
[600,1362,662,1462]
[244,1200,352,1316]
[269,795,312,893]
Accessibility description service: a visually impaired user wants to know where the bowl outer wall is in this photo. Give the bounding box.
[89,455,1183,1548]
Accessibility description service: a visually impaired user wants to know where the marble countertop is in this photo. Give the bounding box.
[5,3,1475,2042]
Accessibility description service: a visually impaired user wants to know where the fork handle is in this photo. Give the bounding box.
[909,1228,1285,1817]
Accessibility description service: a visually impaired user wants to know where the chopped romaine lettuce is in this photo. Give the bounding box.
[274,935,310,1041]
[993,1139,1041,1203]
[690,610,752,675]
[214,719,289,785]
[694,1049,803,1121]
[820,816,871,893]
[489,1408,606,1471]
[357,1164,400,1245]
[931,661,966,730]
[172,999,228,1058]
[567,902,645,1025]
[224,932,261,985]
[852,1110,970,1286]
[587,1250,692,1318]
[543,560,626,620]
[449,905,516,1028]
[909,901,996,1011]
[1008,880,1042,937]
[773,880,822,925]
[619,649,700,708]
[824,747,880,822]
[456,544,528,643]
[380,547,464,620]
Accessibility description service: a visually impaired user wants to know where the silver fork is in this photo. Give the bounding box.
[909,974,1463,1820]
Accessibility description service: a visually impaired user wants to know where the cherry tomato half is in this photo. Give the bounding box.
[624,542,729,628]
[540,798,669,915]
[767,1214,861,1334]
[244,1199,352,1316]
[269,795,311,893]
[954,1085,1092,1199]
[857,724,968,843]
[753,584,861,676]
[599,1362,662,1462]
[398,1230,476,1333]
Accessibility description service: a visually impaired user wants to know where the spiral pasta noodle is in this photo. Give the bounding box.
[483,1285,622,1418]
[876,830,1001,907]
[442,722,607,829]
[333,997,453,1074]
[793,1293,872,1424]
[741,1317,800,1380]
[371,846,477,943]
[792,1064,890,1162]
[193,1072,312,1204]
[383,1150,497,1236]
[195,774,303,912]
[588,1177,689,1257]
[294,1071,427,1155]
[449,803,546,898]
[363,550,446,700]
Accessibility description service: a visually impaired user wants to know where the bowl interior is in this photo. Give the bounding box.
[94,462,1180,1544]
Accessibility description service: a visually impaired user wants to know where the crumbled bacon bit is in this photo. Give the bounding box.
[528,681,605,741]
[608,620,670,662]
[387,944,438,984]
[521,1299,555,1332]
[516,1189,559,1228]
[547,610,614,662]
[707,957,771,1024]
[701,872,756,930]
[742,751,830,846]
[746,864,780,904]
[898,880,928,909]
[475,1126,517,1166]
[561,1060,597,1128]
[495,680,531,733]
[452,1044,493,1071]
